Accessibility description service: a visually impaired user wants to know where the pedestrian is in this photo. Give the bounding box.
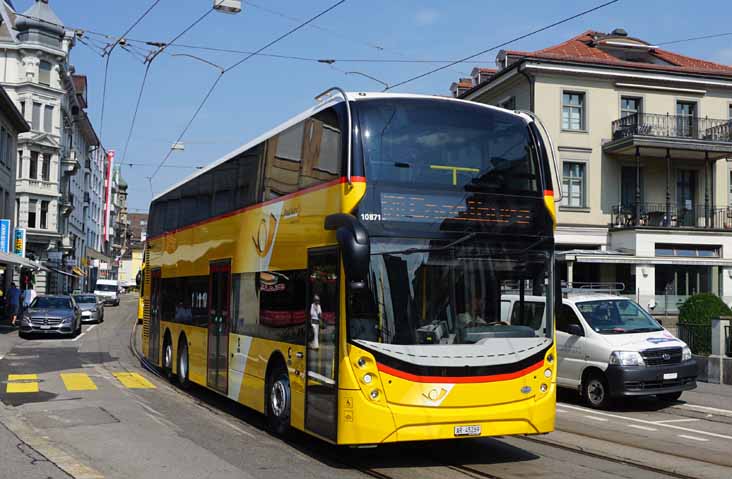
[8,282,20,326]
[309,294,322,350]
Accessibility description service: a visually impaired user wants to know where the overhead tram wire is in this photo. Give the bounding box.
[149,0,348,182]
[119,1,228,169]
[98,0,163,156]
[384,0,620,91]
[658,31,732,46]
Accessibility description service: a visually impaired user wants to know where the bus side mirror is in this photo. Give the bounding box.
[325,214,370,285]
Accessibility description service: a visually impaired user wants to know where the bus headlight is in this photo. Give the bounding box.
[357,357,367,368]
[362,373,373,385]
[540,383,548,393]
[546,353,554,364]
[544,368,552,378]
[370,389,379,400]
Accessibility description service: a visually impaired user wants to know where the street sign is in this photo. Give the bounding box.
[0,219,10,253]
[14,228,26,257]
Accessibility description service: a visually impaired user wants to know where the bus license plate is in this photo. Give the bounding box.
[454,425,481,437]
[663,372,678,380]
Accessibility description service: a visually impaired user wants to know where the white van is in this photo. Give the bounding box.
[94,279,120,306]
[503,293,697,408]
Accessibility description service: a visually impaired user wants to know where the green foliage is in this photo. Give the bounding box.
[678,293,731,325]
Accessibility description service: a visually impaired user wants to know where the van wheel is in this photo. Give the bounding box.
[177,339,190,389]
[658,391,683,402]
[583,372,611,409]
[266,366,291,436]
[162,337,173,380]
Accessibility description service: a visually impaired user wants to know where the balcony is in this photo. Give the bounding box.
[62,149,81,174]
[611,203,732,230]
[60,197,74,216]
[604,113,732,160]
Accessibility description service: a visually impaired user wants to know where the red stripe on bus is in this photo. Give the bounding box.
[148,176,366,241]
[376,359,544,384]
[543,189,554,197]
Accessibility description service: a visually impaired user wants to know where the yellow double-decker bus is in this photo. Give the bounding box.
[142,89,558,444]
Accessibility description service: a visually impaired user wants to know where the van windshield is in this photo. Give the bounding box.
[95,284,117,292]
[576,299,663,334]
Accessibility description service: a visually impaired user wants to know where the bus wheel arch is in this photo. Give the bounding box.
[162,330,174,380]
[177,333,190,389]
[265,352,291,436]
[581,367,611,409]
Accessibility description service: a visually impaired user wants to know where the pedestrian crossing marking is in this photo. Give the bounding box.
[113,372,156,389]
[61,373,98,391]
[6,374,39,393]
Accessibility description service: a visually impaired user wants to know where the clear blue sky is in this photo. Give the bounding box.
[19,0,732,213]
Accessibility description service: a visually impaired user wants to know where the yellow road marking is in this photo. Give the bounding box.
[6,374,39,393]
[61,373,98,391]
[113,372,156,389]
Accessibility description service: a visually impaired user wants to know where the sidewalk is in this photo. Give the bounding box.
[679,381,732,411]
[0,320,18,359]
[0,420,70,479]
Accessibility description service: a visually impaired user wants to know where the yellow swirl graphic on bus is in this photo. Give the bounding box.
[253,213,278,257]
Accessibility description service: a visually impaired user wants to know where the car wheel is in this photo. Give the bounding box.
[583,372,611,409]
[658,391,683,402]
[266,366,291,436]
[177,339,190,389]
[162,338,173,380]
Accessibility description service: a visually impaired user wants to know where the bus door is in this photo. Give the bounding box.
[149,269,162,365]
[207,261,231,394]
[305,248,339,441]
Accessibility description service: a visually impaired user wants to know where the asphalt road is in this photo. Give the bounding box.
[0,296,731,479]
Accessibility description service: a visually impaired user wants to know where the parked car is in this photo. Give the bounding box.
[73,294,104,323]
[94,279,120,306]
[503,293,697,408]
[18,295,82,338]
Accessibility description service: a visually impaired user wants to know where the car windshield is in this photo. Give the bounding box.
[95,284,117,292]
[348,237,553,345]
[576,299,663,334]
[74,295,97,304]
[30,297,72,309]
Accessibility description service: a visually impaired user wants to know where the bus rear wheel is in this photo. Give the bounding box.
[177,338,190,389]
[267,367,291,436]
[162,337,173,380]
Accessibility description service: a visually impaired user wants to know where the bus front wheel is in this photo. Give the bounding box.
[267,367,291,436]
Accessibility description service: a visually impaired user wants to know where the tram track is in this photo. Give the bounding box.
[126,313,706,479]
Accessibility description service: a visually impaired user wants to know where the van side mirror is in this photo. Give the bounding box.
[324,214,370,284]
[567,323,584,336]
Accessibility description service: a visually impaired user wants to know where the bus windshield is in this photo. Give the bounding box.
[348,238,553,345]
[358,98,539,194]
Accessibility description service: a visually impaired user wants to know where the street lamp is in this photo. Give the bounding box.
[213,0,242,14]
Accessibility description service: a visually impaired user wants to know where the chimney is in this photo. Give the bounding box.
[450,77,474,98]
[611,28,628,37]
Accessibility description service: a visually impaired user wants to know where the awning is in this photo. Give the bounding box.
[0,251,43,270]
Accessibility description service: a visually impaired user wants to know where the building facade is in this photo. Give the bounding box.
[457,29,732,315]
[0,85,30,293]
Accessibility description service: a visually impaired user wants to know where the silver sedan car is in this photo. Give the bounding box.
[73,294,104,323]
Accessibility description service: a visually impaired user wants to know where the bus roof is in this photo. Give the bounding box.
[152,91,532,202]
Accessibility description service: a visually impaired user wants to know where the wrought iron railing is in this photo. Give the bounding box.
[611,203,732,229]
[611,113,732,142]
[677,323,712,356]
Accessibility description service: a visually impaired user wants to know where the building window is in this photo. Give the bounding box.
[561,161,586,208]
[656,244,719,257]
[29,151,38,179]
[40,200,48,229]
[28,199,37,228]
[621,96,642,118]
[0,127,5,165]
[15,199,19,224]
[41,154,50,181]
[44,105,53,133]
[499,96,516,110]
[32,102,41,131]
[17,150,22,178]
[20,100,25,119]
[39,61,51,86]
[562,92,585,130]
[676,101,697,137]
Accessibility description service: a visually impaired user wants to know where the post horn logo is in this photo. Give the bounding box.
[422,387,448,402]
[253,213,278,257]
